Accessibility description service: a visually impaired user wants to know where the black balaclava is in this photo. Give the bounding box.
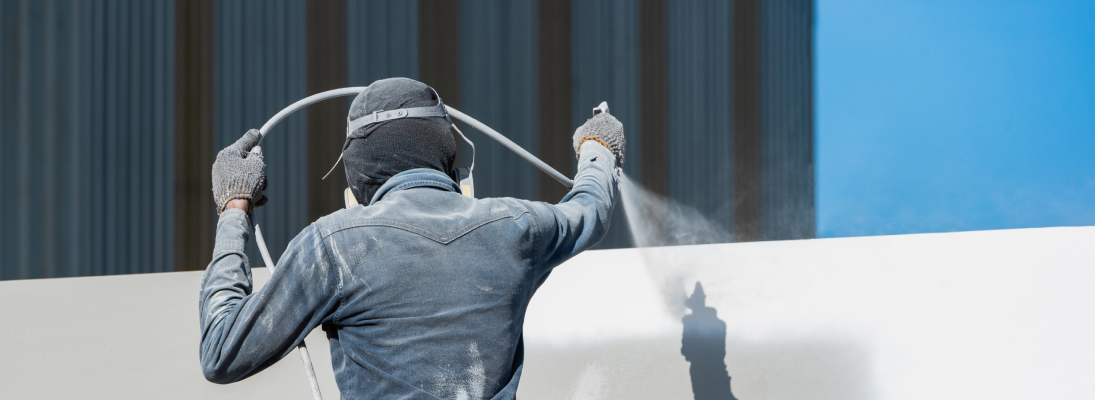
[343,78,457,204]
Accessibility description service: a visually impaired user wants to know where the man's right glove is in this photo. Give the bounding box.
[572,112,625,168]
[211,129,268,214]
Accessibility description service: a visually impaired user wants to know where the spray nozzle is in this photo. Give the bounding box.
[592,101,610,117]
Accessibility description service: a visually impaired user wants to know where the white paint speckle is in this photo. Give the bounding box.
[466,342,486,399]
[569,363,606,400]
[431,342,487,400]
[260,314,274,333]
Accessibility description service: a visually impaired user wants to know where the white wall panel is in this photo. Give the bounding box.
[2,227,1092,399]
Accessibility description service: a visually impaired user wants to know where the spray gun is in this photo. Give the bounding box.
[248,87,598,399]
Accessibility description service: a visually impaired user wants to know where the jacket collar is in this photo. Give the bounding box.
[369,168,461,205]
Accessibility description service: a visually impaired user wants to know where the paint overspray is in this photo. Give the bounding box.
[617,173,732,317]
[619,174,732,249]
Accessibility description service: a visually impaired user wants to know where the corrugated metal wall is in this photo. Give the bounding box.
[0,0,85,279]
[458,0,539,200]
[1,0,813,280]
[0,0,175,280]
[346,0,418,86]
[666,0,736,232]
[214,0,308,264]
[571,0,640,249]
[759,0,814,240]
[85,0,176,276]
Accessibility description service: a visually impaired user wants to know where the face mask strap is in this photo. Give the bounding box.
[326,88,451,181]
[345,87,450,138]
[451,123,475,173]
[320,151,344,180]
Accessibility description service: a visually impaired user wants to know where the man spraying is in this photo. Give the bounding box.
[198,78,625,399]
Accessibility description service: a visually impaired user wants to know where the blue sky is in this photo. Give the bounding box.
[816,0,1095,237]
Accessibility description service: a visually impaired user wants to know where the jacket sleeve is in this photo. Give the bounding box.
[527,141,620,270]
[198,210,341,384]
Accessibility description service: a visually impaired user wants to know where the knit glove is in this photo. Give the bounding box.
[572,113,625,168]
[212,129,268,214]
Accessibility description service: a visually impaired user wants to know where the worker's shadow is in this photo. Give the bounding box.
[681,282,738,400]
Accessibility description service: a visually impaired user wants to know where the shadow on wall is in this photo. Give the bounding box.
[519,269,878,398]
[682,282,738,400]
[678,280,879,400]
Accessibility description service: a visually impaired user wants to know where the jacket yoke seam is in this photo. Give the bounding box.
[320,212,526,245]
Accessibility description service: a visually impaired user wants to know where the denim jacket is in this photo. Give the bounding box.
[199,142,619,399]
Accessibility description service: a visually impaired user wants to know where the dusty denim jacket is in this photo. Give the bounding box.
[199,142,619,399]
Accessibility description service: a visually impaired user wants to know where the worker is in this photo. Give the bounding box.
[198,77,625,399]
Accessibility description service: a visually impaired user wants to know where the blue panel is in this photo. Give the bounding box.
[346,0,418,148]
[570,0,639,249]
[346,0,418,86]
[759,0,814,240]
[0,0,813,280]
[214,0,308,265]
[0,0,7,277]
[0,0,174,280]
[666,0,734,231]
[98,0,174,276]
[571,0,639,175]
[458,0,539,200]
[156,0,176,272]
[0,0,15,279]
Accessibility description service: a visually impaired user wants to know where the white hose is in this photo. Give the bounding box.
[256,87,574,188]
[257,87,367,138]
[444,106,574,188]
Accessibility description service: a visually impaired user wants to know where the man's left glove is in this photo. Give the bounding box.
[212,129,268,214]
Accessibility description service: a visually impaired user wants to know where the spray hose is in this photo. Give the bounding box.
[248,87,577,399]
[257,87,575,188]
